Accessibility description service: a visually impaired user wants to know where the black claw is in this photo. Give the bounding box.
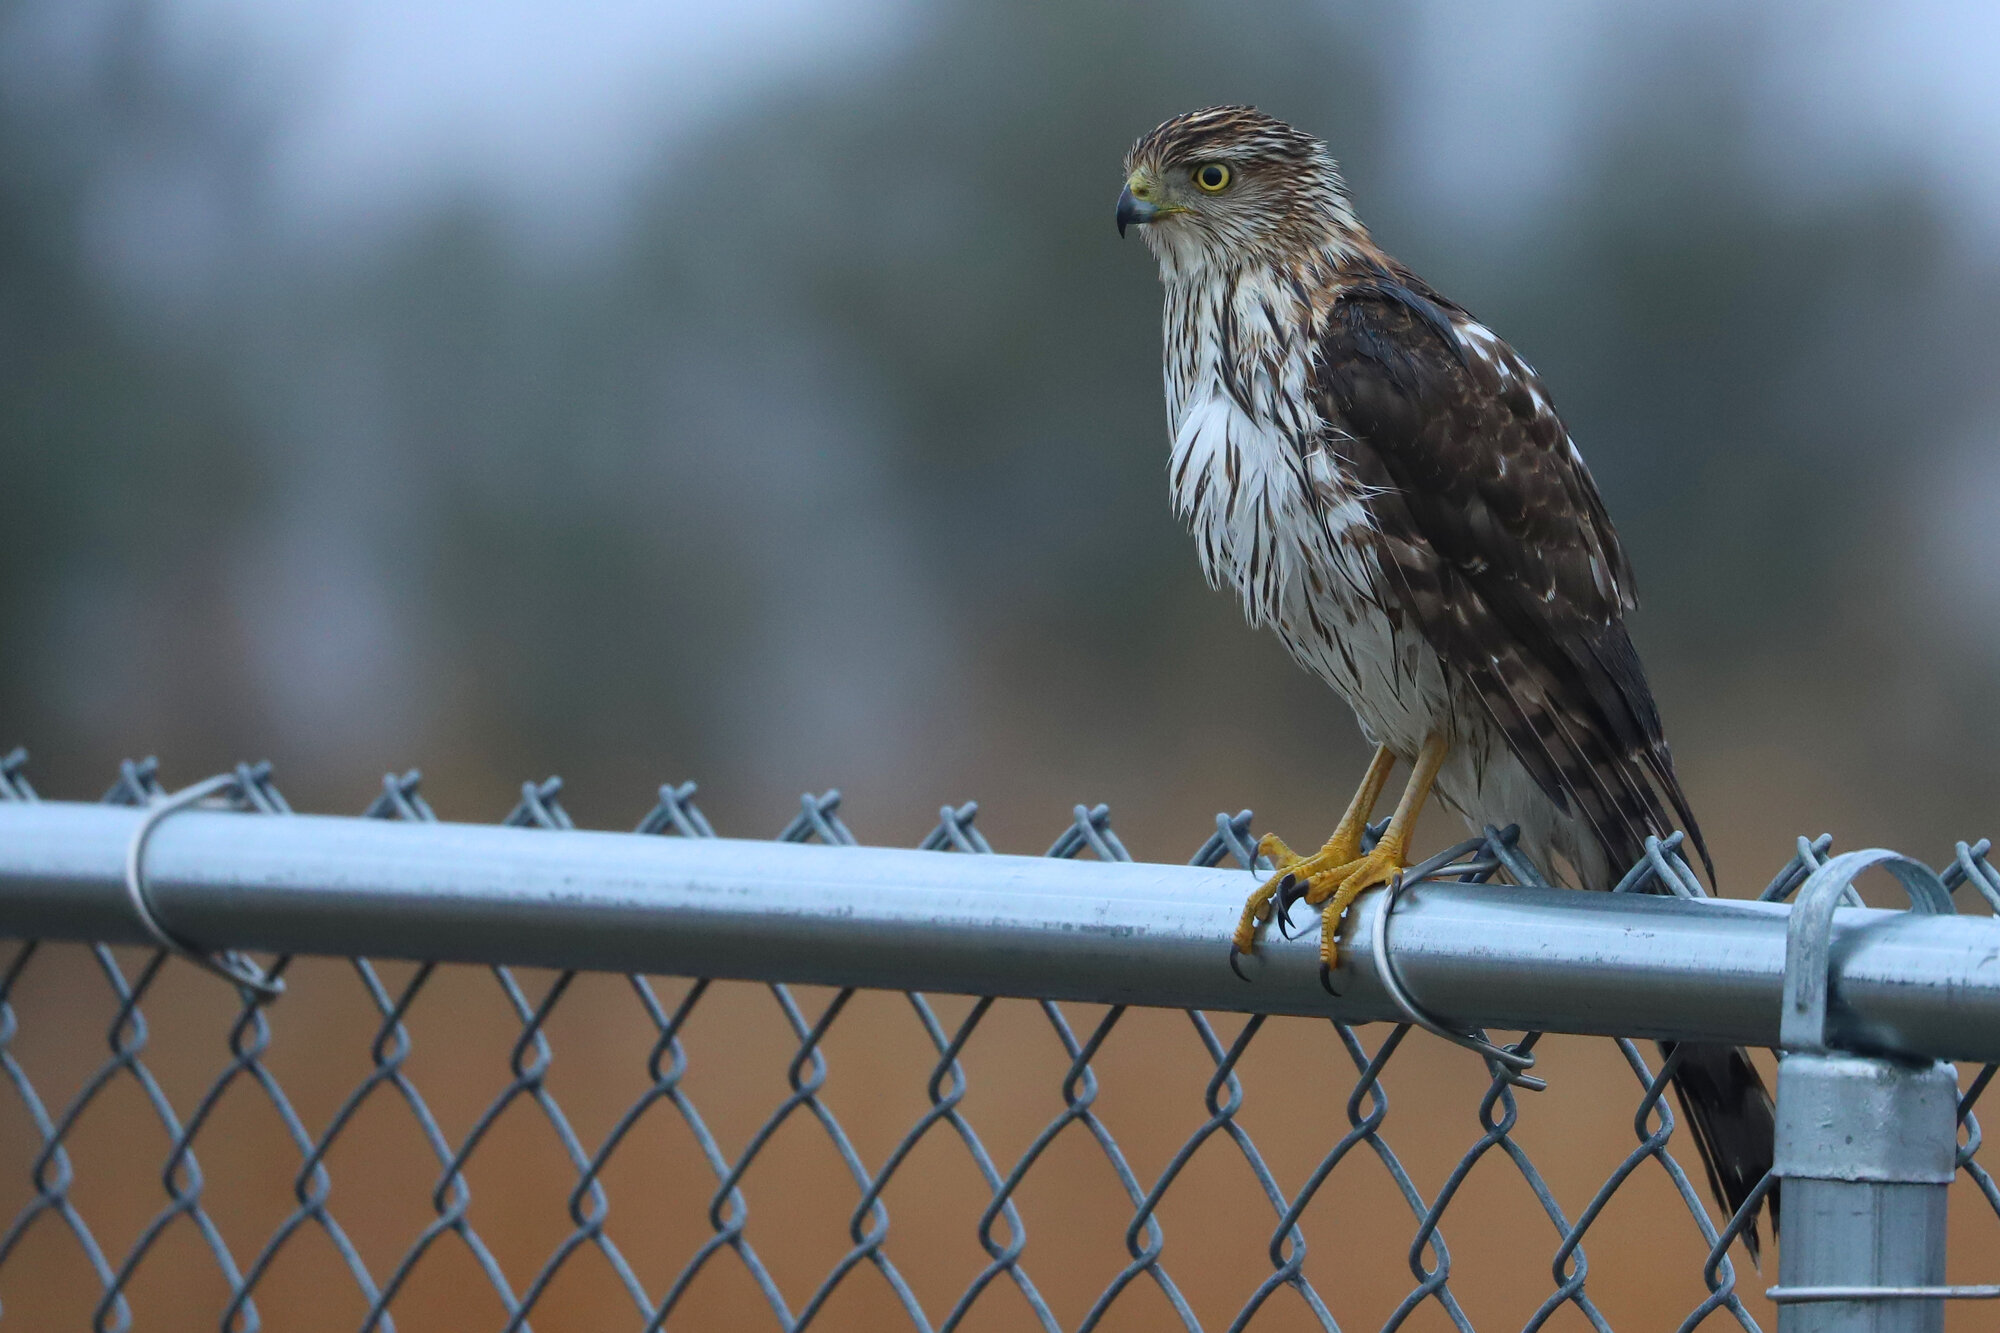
[1229,946,1253,982]
[1319,962,1343,997]
[1276,874,1310,926]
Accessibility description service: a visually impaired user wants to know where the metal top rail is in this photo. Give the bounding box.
[2,798,1997,1062]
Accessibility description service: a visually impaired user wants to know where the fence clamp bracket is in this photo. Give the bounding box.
[1779,848,1952,1056]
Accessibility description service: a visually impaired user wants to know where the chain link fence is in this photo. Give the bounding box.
[0,745,1997,1331]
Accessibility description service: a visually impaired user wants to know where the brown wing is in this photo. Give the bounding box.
[1313,275,1711,884]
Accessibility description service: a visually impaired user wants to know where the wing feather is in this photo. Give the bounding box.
[1314,275,1713,885]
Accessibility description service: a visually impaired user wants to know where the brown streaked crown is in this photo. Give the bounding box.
[1124,105,1328,174]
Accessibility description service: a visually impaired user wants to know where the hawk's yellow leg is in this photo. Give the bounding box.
[1307,731,1450,968]
[1232,744,1397,956]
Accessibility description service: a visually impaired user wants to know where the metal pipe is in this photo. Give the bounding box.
[2,802,2000,1062]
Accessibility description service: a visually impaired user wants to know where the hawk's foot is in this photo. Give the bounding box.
[1229,830,1366,962]
[1310,833,1411,969]
[1229,736,1442,977]
[1265,830,1372,936]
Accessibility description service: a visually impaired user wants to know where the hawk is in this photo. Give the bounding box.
[1118,105,1776,1257]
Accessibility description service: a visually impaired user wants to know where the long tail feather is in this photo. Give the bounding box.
[1664,1040,1778,1265]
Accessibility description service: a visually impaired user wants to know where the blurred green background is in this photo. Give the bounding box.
[4,0,1997,867]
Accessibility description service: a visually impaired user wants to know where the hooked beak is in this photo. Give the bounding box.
[1117,183,1177,237]
[1116,185,1146,237]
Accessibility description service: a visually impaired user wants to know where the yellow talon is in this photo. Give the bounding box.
[1258,832,1304,873]
[1231,833,1363,955]
[1231,881,1279,956]
[1231,733,1450,971]
[1232,745,1396,959]
[1310,833,1410,968]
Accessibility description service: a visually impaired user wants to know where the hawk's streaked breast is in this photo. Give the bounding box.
[1164,260,1459,766]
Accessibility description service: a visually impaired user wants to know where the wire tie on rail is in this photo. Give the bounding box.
[1370,868,1544,1090]
[124,772,285,1001]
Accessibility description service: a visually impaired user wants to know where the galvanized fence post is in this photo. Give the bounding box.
[1769,850,1967,1332]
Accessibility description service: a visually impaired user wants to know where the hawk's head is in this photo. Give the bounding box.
[1119,106,1362,271]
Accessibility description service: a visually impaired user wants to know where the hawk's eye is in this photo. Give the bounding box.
[1193,163,1231,193]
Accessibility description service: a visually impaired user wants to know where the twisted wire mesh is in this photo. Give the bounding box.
[0,744,1997,1331]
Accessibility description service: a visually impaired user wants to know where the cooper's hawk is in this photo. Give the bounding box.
[1118,105,1776,1259]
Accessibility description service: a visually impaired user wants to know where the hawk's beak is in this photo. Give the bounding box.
[1117,184,1162,237]
[1117,175,1183,237]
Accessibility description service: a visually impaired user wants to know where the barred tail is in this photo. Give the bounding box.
[1664,1040,1778,1265]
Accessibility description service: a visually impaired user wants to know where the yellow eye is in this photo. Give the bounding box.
[1194,163,1231,192]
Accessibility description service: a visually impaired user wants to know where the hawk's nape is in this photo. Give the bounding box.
[1119,104,1776,1261]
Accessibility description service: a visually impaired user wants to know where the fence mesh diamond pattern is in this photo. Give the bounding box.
[0,745,1997,1331]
